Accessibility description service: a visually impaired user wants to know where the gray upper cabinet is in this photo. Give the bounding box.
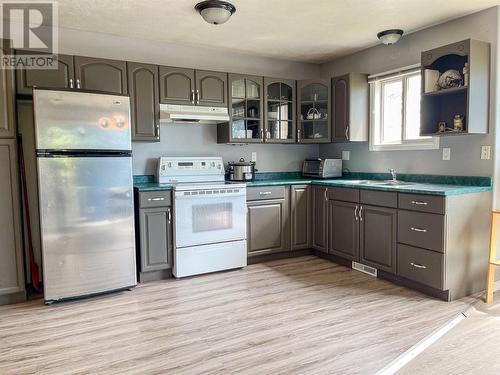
[359,205,397,273]
[74,56,128,94]
[0,41,16,139]
[290,185,310,250]
[264,77,296,143]
[218,74,264,143]
[139,207,173,272]
[16,53,74,95]
[0,139,25,301]
[195,70,228,107]
[159,66,195,105]
[127,62,160,142]
[311,186,328,253]
[331,73,368,142]
[328,200,359,261]
[297,79,331,143]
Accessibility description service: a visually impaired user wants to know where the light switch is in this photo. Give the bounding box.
[342,151,350,161]
[481,146,491,160]
[442,148,451,161]
[251,152,257,162]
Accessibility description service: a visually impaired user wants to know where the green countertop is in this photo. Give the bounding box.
[134,173,492,196]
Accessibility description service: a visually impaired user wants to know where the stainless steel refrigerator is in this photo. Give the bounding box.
[33,89,137,303]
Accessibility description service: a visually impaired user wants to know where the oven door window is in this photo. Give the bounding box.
[192,202,233,232]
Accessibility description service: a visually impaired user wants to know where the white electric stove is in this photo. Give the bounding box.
[157,157,247,278]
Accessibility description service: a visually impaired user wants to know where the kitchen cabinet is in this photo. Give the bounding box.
[127,62,160,142]
[331,73,368,142]
[328,200,359,261]
[0,139,26,304]
[359,205,397,273]
[264,77,296,143]
[290,185,311,250]
[311,186,328,253]
[16,52,75,95]
[1,41,16,138]
[297,79,331,143]
[247,186,289,256]
[74,56,128,94]
[218,74,264,143]
[136,191,173,282]
[159,67,227,107]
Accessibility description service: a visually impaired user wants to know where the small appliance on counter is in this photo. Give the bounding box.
[226,158,257,181]
[302,158,342,178]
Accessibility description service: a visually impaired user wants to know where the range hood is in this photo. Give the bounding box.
[160,104,229,125]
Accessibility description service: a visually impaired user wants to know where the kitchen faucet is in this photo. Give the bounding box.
[389,168,397,181]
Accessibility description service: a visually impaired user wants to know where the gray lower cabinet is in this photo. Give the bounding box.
[1,41,16,139]
[127,62,160,142]
[290,185,310,250]
[136,191,173,282]
[359,205,397,273]
[311,186,328,253]
[247,186,289,256]
[74,56,128,94]
[0,139,26,304]
[15,52,74,95]
[328,200,359,261]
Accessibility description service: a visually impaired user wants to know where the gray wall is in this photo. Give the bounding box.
[319,7,498,177]
[49,26,321,174]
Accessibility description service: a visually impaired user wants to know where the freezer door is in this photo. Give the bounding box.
[38,156,136,302]
[33,89,131,151]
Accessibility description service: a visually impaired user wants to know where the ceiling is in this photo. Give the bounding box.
[53,0,499,63]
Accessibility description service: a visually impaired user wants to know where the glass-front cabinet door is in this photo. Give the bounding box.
[227,74,263,143]
[297,79,331,143]
[264,77,296,143]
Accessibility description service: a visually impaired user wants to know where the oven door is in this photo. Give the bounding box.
[174,188,247,248]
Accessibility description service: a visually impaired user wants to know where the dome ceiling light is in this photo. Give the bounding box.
[195,0,236,25]
[377,29,404,45]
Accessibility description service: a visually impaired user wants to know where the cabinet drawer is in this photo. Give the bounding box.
[397,244,445,290]
[247,186,285,201]
[398,193,445,214]
[139,191,172,208]
[360,190,397,208]
[327,187,359,202]
[398,210,445,253]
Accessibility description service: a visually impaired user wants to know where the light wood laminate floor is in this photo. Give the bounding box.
[0,256,475,375]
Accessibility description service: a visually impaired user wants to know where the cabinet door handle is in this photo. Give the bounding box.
[260,128,264,140]
[359,205,363,221]
[345,125,349,140]
[196,89,200,104]
[411,200,428,206]
[156,124,160,139]
[167,209,172,224]
[259,191,272,195]
[354,205,359,221]
[297,128,301,142]
[324,189,328,201]
[191,90,195,104]
[410,227,427,233]
[69,78,74,88]
[76,79,81,89]
[410,262,427,269]
[148,197,165,201]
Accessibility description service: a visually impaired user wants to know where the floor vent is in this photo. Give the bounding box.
[352,262,377,277]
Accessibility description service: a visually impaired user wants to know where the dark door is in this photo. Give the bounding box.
[360,205,397,273]
[159,66,195,105]
[127,62,160,142]
[311,186,328,253]
[247,199,288,256]
[328,200,359,261]
[264,78,296,143]
[297,79,331,143]
[291,185,310,250]
[332,74,349,141]
[16,53,74,95]
[74,56,128,94]
[195,70,227,107]
[139,207,173,272]
[0,41,16,138]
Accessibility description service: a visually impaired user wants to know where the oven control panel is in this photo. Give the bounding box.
[157,157,224,183]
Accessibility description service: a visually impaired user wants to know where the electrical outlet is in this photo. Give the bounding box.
[481,146,491,160]
[342,151,350,161]
[442,148,451,161]
[251,152,257,162]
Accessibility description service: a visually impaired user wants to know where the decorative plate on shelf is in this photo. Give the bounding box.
[438,70,463,89]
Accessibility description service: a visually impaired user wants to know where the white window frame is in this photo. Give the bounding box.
[369,65,439,151]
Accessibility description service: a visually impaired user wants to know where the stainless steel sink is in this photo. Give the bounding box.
[345,179,415,187]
